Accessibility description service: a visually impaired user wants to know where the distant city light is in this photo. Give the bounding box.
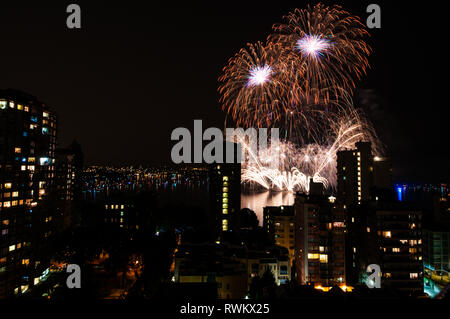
[397,187,403,202]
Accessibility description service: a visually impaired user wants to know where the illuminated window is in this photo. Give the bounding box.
[40,157,50,165]
[319,254,328,263]
[223,187,228,192]
[384,273,392,278]
[222,219,228,231]
[409,248,417,253]
[12,191,19,197]
[222,209,228,215]
[308,253,319,260]
[43,112,49,118]
[17,104,23,111]
[4,183,12,189]
[392,248,400,253]
[9,245,15,252]
[223,176,229,182]
[382,231,391,238]
[14,148,21,154]
[222,198,228,204]
[410,273,418,279]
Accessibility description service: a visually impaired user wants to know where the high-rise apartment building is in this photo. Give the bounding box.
[263,205,295,263]
[209,142,241,242]
[0,89,57,297]
[294,193,346,286]
[337,141,392,207]
[54,148,75,230]
[346,203,424,295]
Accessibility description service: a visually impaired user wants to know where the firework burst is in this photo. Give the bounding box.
[235,107,382,193]
[270,3,371,104]
[218,3,381,193]
[218,41,295,128]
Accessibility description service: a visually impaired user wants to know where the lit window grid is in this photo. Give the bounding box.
[222,176,229,216]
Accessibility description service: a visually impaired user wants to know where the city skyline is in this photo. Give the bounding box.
[0,1,448,183]
[1,1,450,304]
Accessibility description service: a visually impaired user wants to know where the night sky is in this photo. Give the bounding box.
[0,1,448,182]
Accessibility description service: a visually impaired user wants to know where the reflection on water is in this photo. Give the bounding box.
[241,191,296,226]
[83,168,296,227]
